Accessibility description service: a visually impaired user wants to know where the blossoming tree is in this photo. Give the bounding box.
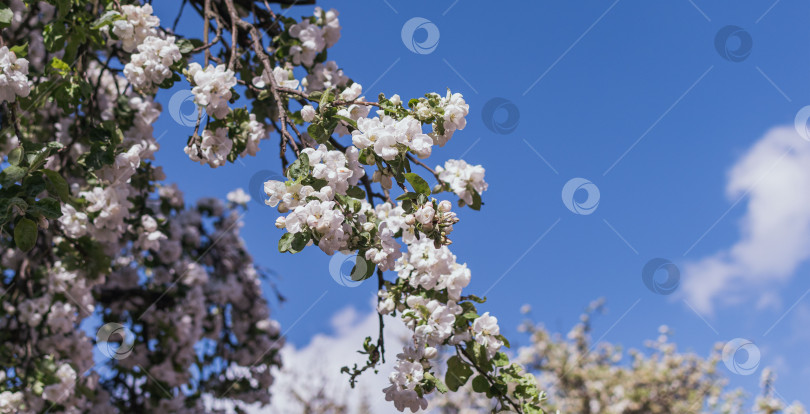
[0,0,546,412]
[431,301,806,414]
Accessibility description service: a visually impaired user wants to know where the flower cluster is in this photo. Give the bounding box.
[303,61,348,92]
[288,8,340,67]
[253,65,300,90]
[352,114,433,160]
[241,113,268,157]
[185,127,232,168]
[42,363,77,403]
[383,347,432,412]
[0,46,30,103]
[124,35,181,93]
[436,159,488,207]
[435,91,469,144]
[112,3,181,94]
[265,145,367,255]
[315,7,341,49]
[374,236,484,411]
[110,4,160,52]
[187,63,237,119]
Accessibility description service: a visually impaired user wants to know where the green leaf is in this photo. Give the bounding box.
[10,42,28,58]
[278,232,294,253]
[335,194,361,213]
[308,91,323,101]
[0,3,12,28]
[42,169,70,202]
[471,343,493,373]
[464,294,487,303]
[176,38,200,54]
[425,372,448,394]
[470,190,482,210]
[14,217,37,252]
[334,114,358,129]
[404,173,430,196]
[279,232,309,254]
[493,352,509,367]
[32,198,62,219]
[401,199,414,213]
[91,10,121,30]
[351,254,375,281]
[497,334,511,349]
[319,90,333,107]
[462,311,479,319]
[286,153,310,180]
[345,186,366,200]
[395,192,419,201]
[43,23,67,52]
[358,148,376,165]
[471,375,490,393]
[307,123,329,144]
[50,58,71,77]
[290,232,310,253]
[27,146,55,171]
[445,356,473,392]
[7,147,22,166]
[1,165,28,185]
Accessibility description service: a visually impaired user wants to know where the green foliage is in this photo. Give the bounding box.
[13,217,37,252]
[446,355,473,392]
[404,172,430,196]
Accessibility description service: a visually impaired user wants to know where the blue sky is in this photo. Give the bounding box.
[149,0,810,406]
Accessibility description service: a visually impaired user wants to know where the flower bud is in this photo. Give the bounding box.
[274,216,286,229]
[37,215,49,229]
[423,347,438,359]
[404,214,415,226]
[362,222,375,232]
[438,200,452,212]
[301,104,316,122]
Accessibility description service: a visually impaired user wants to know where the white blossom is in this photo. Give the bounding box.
[352,114,433,161]
[301,104,316,122]
[58,204,88,239]
[187,62,237,119]
[124,35,182,93]
[185,127,232,168]
[110,4,160,52]
[0,46,30,103]
[436,159,488,206]
[227,188,251,205]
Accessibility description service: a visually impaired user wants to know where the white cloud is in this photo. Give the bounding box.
[681,126,810,314]
[253,298,410,414]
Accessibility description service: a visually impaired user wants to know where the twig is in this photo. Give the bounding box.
[406,153,442,182]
